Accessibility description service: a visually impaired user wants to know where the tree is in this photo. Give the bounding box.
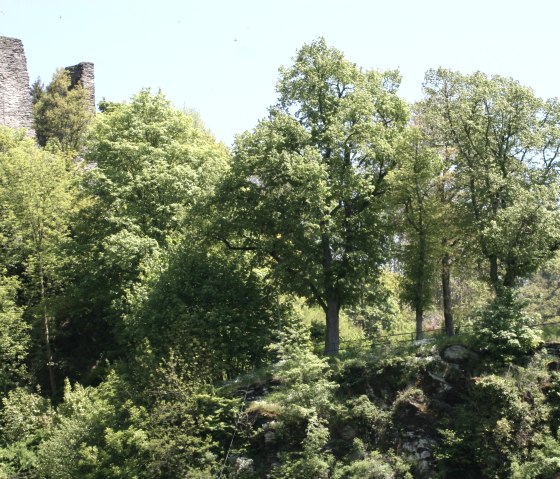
[0,127,76,396]
[32,69,94,155]
[435,144,462,336]
[422,69,560,291]
[56,91,229,380]
[390,127,442,339]
[216,39,408,354]
[413,104,467,337]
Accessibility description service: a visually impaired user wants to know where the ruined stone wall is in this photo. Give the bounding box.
[0,36,33,131]
[65,62,95,111]
[0,37,96,132]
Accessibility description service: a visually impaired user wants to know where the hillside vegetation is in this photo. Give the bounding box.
[1,39,560,478]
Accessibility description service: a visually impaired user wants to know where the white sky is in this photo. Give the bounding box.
[1,0,557,146]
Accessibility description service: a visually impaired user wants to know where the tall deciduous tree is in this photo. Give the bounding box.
[414,104,466,337]
[390,127,442,339]
[435,144,462,337]
[216,39,408,354]
[422,69,560,291]
[0,127,76,396]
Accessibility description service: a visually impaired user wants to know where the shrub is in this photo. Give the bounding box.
[472,288,542,364]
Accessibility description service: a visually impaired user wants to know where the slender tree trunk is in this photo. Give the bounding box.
[415,306,424,341]
[441,252,455,336]
[320,222,340,356]
[415,232,426,341]
[39,261,56,397]
[325,296,340,356]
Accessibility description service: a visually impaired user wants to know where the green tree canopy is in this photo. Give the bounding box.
[56,91,229,381]
[389,127,443,339]
[88,90,229,244]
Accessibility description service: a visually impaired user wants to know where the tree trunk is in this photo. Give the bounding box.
[325,297,340,356]
[415,232,426,341]
[39,262,56,397]
[503,262,516,288]
[320,222,340,356]
[441,252,455,336]
[415,306,424,341]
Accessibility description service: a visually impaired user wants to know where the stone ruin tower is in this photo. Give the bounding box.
[0,36,95,133]
[0,36,33,130]
[65,62,95,111]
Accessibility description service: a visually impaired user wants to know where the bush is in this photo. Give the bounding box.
[435,364,554,478]
[333,440,411,479]
[472,288,542,364]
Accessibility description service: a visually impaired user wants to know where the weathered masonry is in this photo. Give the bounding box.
[0,36,95,133]
[0,36,33,130]
[65,62,95,111]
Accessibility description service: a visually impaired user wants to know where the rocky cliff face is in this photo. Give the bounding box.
[0,36,33,131]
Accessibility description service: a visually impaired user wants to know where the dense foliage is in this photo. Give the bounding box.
[1,38,560,478]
